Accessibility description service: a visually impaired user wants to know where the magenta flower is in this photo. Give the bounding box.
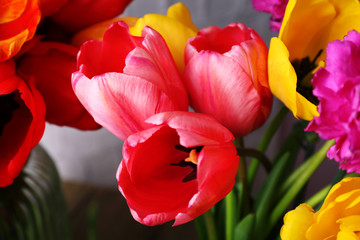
[72,22,188,140]
[251,0,288,32]
[183,23,272,137]
[117,111,239,226]
[306,30,360,173]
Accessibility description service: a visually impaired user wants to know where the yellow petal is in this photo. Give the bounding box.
[321,178,360,211]
[280,0,360,63]
[307,184,360,239]
[268,37,318,120]
[338,215,360,233]
[337,231,360,240]
[71,17,138,47]
[280,203,314,240]
[166,2,198,33]
[129,2,198,72]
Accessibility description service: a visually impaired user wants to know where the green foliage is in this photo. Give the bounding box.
[0,145,71,240]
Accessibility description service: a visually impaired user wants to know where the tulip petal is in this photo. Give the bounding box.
[280,0,360,62]
[174,142,239,225]
[0,0,26,24]
[184,50,263,136]
[71,17,139,47]
[124,26,188,110]
[117,112,238,226]
[145,111,235,147]
[78,22,142,78]
[280,203,315,240]
[129,2,198,72]
[72,71,178,140]
[0,61,45,186]
[17,41,100,130]
[118,126,198,226]
[280,0,336,61]
[268,37,318,120]
[50,0,133,31]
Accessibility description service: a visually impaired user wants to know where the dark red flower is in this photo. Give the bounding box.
[50,0,133,32]
[17,41,100,130]
[0,60,45,187]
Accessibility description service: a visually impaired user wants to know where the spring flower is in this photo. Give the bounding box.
[251,0,289,32]
[268,0,360,120]
[0,0,40,61]
[183,23,272,137]
[72,21,188,140]
[17,41,100,130]
[281,177,360,240]
[38,0,67,17]
[117,111,239,226]
[0,61,45,187]
[305,30,360,173]
[129,2,198,72]
[49,0,133,32]
[72,2,197,73]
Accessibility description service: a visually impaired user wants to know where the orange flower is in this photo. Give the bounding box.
[0,0,40,61]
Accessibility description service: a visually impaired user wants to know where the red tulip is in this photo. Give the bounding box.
[50,0,133,32]
[184,23,272,137]
[117,111,239,226]
[39,0,68,17]
[0,60,45,187]
[72,22,188,140]
[17,41,100,130]
[0,0,40,61]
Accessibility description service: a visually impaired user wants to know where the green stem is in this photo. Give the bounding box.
[237,148,272,173]
[247,106,288,186]
[204,210,217,240]
[234,137,250,218]
[267,140,334,232]
[225,191,236,240]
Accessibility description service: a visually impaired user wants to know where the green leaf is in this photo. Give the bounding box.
[0,145,71,240]
[268,140,334,231]
[234,213,255,240]
[253,152,290,239]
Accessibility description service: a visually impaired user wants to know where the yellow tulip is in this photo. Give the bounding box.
[281,177,360,240]
[268,0,360,120]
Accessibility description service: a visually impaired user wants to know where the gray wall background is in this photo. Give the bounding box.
[40,0,281,187]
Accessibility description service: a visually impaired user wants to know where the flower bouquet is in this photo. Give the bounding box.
[1,0,360,239]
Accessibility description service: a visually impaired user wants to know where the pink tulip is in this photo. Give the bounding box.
[117,111,239,226]
[184,23,272,137]
[72,22,188,140]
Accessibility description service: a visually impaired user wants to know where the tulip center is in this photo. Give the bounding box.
[172,145,203,182]
[0,91,20,136]
[292,49,323,105]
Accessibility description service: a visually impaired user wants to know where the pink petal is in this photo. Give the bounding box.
[184,51,262,136]
[72,71,180,140]
[145,111,235,147]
